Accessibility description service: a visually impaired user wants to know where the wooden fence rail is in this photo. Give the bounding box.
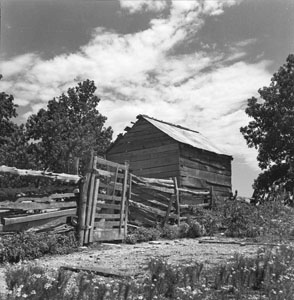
[128,174,213,227]
[0,165,81,234]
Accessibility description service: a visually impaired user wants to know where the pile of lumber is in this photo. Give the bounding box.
[0,165,81,234]
[0,192,78,233]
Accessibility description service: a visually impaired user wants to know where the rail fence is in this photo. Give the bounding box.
[0,160,215,243]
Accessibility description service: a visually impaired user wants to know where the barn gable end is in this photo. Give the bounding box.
[106,115,233,200]
[107,117,181,179]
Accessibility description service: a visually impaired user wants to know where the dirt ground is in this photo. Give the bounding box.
[0,236,262,295]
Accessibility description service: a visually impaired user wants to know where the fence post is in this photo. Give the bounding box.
[163,194,174,227]
[124,173,132,239]
[172,177,180,225]
[77,152,95,246]
[120,161,129,235]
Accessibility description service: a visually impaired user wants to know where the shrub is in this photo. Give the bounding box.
[0,231,78,264]
[125,227,161,244]
[161,225,180,240]
[178,222,190,238]
[187,220,204,238]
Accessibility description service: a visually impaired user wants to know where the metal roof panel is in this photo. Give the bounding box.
[141,115,230,156]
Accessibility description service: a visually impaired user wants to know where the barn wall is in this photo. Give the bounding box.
[107,119,180,179]
[179,144,232,200]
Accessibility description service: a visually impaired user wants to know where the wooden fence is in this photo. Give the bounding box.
[0,161,215,242]
[0,166,81,233]
[128,174,213,227]
[78,157,129,244]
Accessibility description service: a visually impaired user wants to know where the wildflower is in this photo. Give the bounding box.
[44,283,52,290]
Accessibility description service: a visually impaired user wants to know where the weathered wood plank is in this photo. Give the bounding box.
[95,213,121,219]
[137,171,180,180]
[131,186,171,203]
[2,216,68,232]
[120,162,128,234]
[95,157,128,170]
[134,165,178,177]
[99,181,129,192]
[107,138,175,154]
[178,188,210,195]
[89,178,100,243]
[78,172,91,245]
[0,166,81,183]
[60,265,134,277]
[94,220,123,228]
[205,179,231,188]
[97,194,122,202]
[129,155,178,171]
[130,194,169,210]
[129,208,157,226]
[107,143,179,159]
[0,201,77,210]
[96,202,121,210]
[129,200,166,217]
[180,176,208,189]
[179,157,231,176]
[84,171,96,244]
[132,174,174,186]
[108,150,179,166]
[92,228,125,241]
[133,182,174,194]
[3,208,77,225]
[180,166,231,186]
[180,145,232,170]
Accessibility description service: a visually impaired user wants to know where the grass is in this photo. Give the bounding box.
[2,244,294,300]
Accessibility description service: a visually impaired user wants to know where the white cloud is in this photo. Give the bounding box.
[0,0,269,172]
[120,0,168,13]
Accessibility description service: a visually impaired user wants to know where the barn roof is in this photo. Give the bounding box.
[138,115,231,156]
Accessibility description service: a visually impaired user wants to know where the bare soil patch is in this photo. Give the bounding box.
[27,237,259,275]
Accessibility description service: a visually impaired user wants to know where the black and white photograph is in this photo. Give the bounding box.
[0,0,294,299]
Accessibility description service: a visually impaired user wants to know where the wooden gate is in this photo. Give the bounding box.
[78,156,129,245]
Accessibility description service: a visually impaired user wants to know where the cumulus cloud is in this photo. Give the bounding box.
[120,0,168,13]
[0,0,269,172]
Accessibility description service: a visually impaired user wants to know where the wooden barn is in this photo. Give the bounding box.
[106,115,233,200]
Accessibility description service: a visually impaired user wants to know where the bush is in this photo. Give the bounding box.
[187,220,204,238]
[0,231,78,264]
[161,225,180,240]
[184,206,219,236]
[125,227,161,244]
[221,200,261,238]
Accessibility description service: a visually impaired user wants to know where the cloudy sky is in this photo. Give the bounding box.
[0,0,293,196]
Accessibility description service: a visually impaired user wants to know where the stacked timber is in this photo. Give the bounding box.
[0,192,78,233]
[0,165,81,233]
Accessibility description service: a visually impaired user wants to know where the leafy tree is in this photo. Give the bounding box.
[26,80,113,174]
[0,76,18,146]
[241,54,294,190]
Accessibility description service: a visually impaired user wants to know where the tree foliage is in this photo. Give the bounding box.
[241,54,294,190]
[0,76,18,146]
[26,80,113,174]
